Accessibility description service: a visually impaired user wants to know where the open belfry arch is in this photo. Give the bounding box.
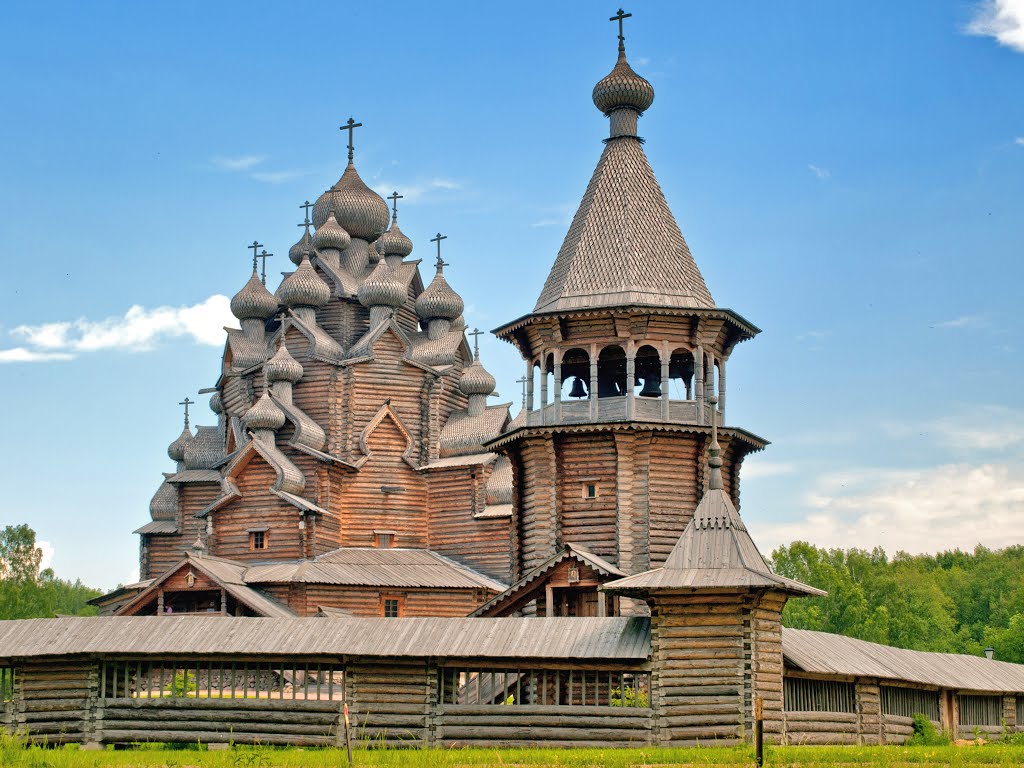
[10,8,1004,752]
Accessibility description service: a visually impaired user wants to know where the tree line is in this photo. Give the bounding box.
[772,541,1024,663]
[0,524,101,619]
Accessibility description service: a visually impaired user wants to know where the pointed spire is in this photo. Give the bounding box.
[708,396,723,491]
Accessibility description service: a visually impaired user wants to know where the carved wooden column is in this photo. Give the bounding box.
[589,343,599,421]
[694,345,705,424]
[660,341,670,421]
[718,357,726,424]
[706,352,715,425]
[539,351,549,425]
[625,342,636,420]
[553,350,562,423]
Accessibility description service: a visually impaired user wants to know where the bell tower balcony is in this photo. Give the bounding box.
[496,308,757,432]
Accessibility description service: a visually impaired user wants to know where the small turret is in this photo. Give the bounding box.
[460,328,497,417]
[358,260,407,327]
[278,252,331,327]
[416,235,464,340]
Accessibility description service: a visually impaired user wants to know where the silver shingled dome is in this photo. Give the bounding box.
[313,163,390,240]
[242,391,286,432]
[374,220,414,258]
[289,229,315,266]
[313,212,351,253]
[460,358,497,396]
[592,47,654,115]
[416,267,464,322]
[358,261,407,309]
[167,426,194,463]
[230,269,279,320]
[278,255,331,308]
[265,342,304,383]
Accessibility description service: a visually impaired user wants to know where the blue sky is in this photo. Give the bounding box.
[0,2,1021,590]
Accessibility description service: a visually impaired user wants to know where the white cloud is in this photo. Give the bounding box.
[967,0,1024,53]
[0,347,74,363]
[372,178,462,204]
[808,164,831,180]
[4,295,233,360]
[1016,137,1024,146]
[883,405,1024,453]
[754,462,1024,555]
[37,540,54,571]
[934,314,991,329]
[211,154,266,171]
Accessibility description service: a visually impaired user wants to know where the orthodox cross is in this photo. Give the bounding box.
[299,200,313,229]
[468,327,484,359]
[248,240,264,271]
[387,191,403,222]
[517,375,529,405]
[340,117,363,162]
[257,250,273,285]
[430,232,448,270]
[610,8,632,43]
[179,397,194,428]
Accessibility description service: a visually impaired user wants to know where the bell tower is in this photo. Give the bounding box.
[489,12,767,610]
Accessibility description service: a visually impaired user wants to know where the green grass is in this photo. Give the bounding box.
[4,736,1024,768]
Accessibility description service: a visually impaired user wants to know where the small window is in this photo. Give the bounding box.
[583,483,598,499]
[250,531,266,550]
[374,531,394,548]
[382,598,402,618]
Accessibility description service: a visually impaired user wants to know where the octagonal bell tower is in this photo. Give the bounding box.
[488,14,767,615]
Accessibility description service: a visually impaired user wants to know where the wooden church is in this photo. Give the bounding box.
[103,12,783,624]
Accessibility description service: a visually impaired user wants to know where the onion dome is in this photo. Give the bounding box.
[242,391,286,432]
[149,479,177,521]
[374,221,414,259]
[278,254,331,308]
[313,164,390,240]
[210,391,223,415]
[230,268,278,320]
[167,426,194,463]
[358,261,406,309]
[313,212,351,253]
[265,341,303,383]
[592,45,654,115]
[416,261,464,321]
[460,358,496,396]
[289,228,315,266]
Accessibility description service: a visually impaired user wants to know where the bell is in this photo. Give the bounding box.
[568,376,588,399]
[638,375,661,398]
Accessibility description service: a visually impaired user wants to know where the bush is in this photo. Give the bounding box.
[906,712,948,745]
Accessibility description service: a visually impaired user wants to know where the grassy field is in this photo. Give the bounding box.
[4,739,1024,768]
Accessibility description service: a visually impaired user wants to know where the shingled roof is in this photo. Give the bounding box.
[533,124,713,315]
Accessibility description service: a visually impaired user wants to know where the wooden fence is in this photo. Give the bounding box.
[3,656,1022,748]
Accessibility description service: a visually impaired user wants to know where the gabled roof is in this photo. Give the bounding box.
[471,543,625,617]
[243,547,506,592]
[603,488,823,596]
[115,554,296,619]
[533,136,713,315]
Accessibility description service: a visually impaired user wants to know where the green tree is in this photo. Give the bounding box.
[0,524,43,582]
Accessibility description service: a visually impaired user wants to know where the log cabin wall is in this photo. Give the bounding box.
[511,435,558,579]
[13,660,95,745]
[303,585,487,618]
[213,457,304,561]
[426,465,512,583]
[748,590,787,743]
[647,434,700,566]
[143,535,187,581]
[557,434,619,563]
[338,414,427,549]
[649,592,749,746]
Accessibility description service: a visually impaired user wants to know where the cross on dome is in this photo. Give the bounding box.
[431,232,448,270]
[248,241,264,272]
[340,117,363,162]
[179,397,194,428]
[387,191,403,222]
[257,250,273,285]
[299,200,313,228]
[610,8,632,47]
[468,327,484,359]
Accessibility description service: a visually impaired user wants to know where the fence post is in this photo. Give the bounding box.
[754,696,764,767]
[82,661,104,750]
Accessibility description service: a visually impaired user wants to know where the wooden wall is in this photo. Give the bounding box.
[426,465,512,583]
[557,434,619,563]
[214,456,303,561]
